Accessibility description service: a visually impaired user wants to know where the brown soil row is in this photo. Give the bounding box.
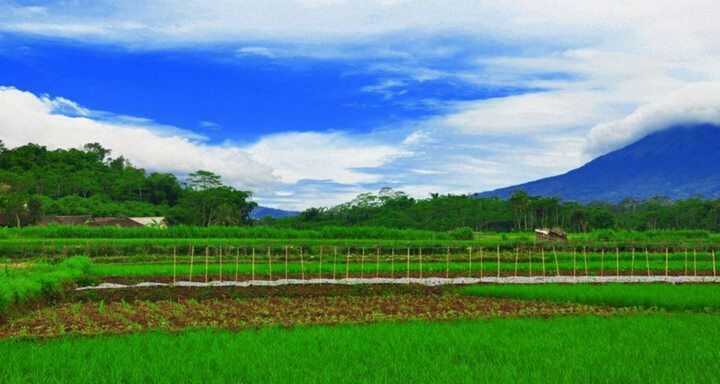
[0,294,629,339]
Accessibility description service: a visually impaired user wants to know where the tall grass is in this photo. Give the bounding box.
[458,283,720,311]
[0,257,92,320]
[1,314,718,383]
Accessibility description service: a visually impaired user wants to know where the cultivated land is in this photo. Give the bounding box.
[2,227,719,383]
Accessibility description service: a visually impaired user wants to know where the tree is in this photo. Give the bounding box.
[187,170,222,191]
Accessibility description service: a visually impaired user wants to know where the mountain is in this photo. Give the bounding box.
[250,206,299,219]
[477,124,720,202]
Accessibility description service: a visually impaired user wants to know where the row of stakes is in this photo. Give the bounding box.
[165,246,718,285]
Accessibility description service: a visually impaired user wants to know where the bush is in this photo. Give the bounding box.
[450,227,475,241]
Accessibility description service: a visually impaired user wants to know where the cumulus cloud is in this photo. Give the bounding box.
[585,82,720,155]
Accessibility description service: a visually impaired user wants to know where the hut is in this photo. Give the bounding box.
[90,217,145,227]
[535,227,568,242]
[129,217,168,228]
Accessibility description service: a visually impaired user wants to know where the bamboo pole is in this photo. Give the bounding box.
[419,247,423,279]
[446,247,450,278]
[541,247,546,278]
[172,245,177,286]
[645,248,651,277]
[204,246,209,283]
[476,247,482,277]
[468,246,472,278]
[218,246,223,282]
[390,248,395,279]
[346,248,350,279]
[189,245,195,282]
[497,245,501,278]
[333,247,338,280]
[319,245,323,279]
[300,247,305,281]
[376,246,380,278]
[268,246,272,280]
[407,248,411,280]
[251,247,255,282]
[361,247,365,279]
[665,248,669,277]
[685,248,689,276]
[600,249,605,277]
[693,249,697,277]
[235,247,240,283]
[285,245,289,280]
[572,249,576,278]
[616,248,620,277]
[552,246,560,277]
[583,247,589,277]
[631,248,635,276]
[514,248,519,278]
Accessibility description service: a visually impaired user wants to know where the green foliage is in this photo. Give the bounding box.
[450,226,474,240]
[458,283,720,311]
[0,144,255,226]
[0,257,92,318]
[1,315,719,383]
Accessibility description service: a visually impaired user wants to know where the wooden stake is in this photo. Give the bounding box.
[267,246,272,280]
[600,249,605,277]
[189,245,195,282]
[419,247,423,278]
[172,245,177,286]
[376,246,380,278]
[529,249,533,277]
[299,247,305,281]
[390,248,395,279]
[479,247,483,278]
[468,246,472,278]
[514,248,519,278]
[361,247,365,279]
[631,248,635,277]
[318,245,323,279]
[204,245,209,283]
[665,248,669,277]
[616,248,620,277]
[407,248,411,279]
[333,247,337,280]
[218,246,223,281]
[285,245,289,280]
[645,248,651,277]
[572,249,576,278]
[582,247,588,277]
[693,249,697,276]
[346,248,350,279]
[235,247,240,283]
[541,247,546,278]
[685,248,689,275]
[446,247,450,278]
[497,245,501,278]
[251,247,255,282]
[552,246,560,277]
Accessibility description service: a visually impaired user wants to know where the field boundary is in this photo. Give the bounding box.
[76,275,720,290]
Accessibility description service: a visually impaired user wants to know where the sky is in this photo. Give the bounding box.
[1,1,720,210]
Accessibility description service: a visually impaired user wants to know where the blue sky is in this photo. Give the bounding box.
[1,1,719,209]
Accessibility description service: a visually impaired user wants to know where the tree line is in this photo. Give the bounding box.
[0,142,256,227]
[265,188,720,232]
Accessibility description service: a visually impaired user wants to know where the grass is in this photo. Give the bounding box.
[458,283,720,311]
[0,257,92,319]
[0,314,718,383]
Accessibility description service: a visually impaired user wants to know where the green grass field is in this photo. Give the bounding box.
[1,314,718,383]
[458,283,720,311]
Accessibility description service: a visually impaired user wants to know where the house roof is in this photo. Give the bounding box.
[91,217,144,227]
[40,215,93,225]
[129,217,166,226]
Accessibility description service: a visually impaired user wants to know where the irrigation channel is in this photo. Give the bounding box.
[71,245,720,290]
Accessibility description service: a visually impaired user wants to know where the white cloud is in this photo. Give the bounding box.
[586,82,720,155]
[246,131,408,184]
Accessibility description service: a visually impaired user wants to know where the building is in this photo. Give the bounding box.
[535,227,568,242]
[38,215,168,228]
[40,215,94,226]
